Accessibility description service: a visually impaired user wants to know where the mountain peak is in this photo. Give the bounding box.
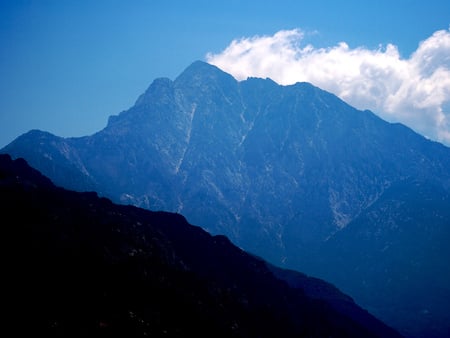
[180,60,224,75]
[174,60,237,88]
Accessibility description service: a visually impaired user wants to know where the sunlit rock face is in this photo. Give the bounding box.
[3,61,450,337]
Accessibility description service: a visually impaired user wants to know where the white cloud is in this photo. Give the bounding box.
[206,28,450,146]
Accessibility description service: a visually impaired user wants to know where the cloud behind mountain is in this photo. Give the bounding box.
[207,28,450,145]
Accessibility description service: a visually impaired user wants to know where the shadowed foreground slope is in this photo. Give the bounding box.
[1,154,401,337]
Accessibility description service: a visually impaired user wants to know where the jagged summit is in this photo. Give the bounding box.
[176,60,226,80]
[174,61,240,102]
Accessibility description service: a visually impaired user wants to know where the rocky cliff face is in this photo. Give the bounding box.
[3,61,450,337]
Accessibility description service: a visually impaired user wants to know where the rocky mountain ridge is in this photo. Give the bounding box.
[3,61,450,337]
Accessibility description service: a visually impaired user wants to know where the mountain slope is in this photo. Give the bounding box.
[0,154,402,337]
[3,61,450,337]
[316,178,450,338]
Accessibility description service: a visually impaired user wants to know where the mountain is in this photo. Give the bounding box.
[0,154,402,337]
[3,60,450,337]
[315,178,450,338]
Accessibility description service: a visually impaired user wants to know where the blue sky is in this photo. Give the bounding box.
[1,0,449,148]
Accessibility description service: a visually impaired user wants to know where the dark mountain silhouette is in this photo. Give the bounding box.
[0,154,402,337]
[3,61,450,337]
